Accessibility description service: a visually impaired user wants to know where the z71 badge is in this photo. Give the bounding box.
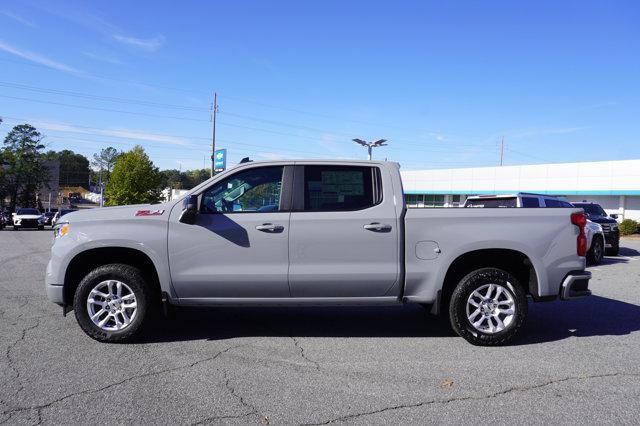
[135,209,165,216]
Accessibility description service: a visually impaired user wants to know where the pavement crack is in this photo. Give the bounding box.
[307,372,640,424]
[291,336,321,371]
[0,343,248,423]
[3,318,41,401]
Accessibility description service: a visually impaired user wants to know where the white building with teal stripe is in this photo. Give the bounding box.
[400,159,640,220]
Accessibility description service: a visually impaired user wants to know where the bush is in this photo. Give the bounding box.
[619,219,638,236]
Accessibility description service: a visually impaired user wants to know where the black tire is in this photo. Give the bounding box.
[449,268,528,346]
[73,264,157,343]
[13,226,18,231]
[587,236,604,265]
[605,240,620,256]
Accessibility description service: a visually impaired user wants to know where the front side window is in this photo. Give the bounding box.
[303,165,376,211]
[201,166,283,213]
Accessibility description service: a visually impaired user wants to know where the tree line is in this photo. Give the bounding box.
[0,121,212,209]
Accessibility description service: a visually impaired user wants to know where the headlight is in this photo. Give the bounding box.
[54,223,70,238]
[610,224,618,231]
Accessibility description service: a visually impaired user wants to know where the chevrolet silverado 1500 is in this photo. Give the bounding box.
[46,160,591,345]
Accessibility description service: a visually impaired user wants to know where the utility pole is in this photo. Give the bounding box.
[210,92,218,177]
[499,136,505,166]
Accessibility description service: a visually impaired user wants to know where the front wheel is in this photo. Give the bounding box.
[73,264,156,343]
[449,268,528,346]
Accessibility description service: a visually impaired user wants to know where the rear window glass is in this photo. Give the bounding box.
[465,198,517,208]
[304,166,375,211]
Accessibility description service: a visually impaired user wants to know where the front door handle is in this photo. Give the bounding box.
[363,222,392,232]
[255,223,284,232]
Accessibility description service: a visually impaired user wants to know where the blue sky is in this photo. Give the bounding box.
[1,0,639,171]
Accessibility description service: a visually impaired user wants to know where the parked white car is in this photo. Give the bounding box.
[585,220,605,265]
[12,208,45,230]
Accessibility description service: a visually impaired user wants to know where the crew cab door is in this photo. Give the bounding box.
[168,165,293,299]
[288,164,401,297]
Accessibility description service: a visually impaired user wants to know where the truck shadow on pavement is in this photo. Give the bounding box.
[597,246,640,265]
[141,294,640,345]
[517,295,640,345]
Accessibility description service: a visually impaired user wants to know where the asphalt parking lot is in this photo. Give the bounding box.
[1,230,639,425]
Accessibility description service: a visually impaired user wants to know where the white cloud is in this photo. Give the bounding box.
[113,34,165,51]
[1,11,36,27]
[81,51,122,65]
[0,40,81,75]
[507,127,583,140]
[33,120,189,146]
[255,152,298,161]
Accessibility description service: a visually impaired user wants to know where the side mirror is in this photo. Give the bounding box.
[179,194,198,224]
[610,214,618,219]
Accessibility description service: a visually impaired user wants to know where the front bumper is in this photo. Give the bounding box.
[14,219,43,228]
[46,284,64,305]
[560,271,592,300]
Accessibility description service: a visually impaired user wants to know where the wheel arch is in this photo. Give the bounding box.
[63,247,162,307]
[438,248,539,314]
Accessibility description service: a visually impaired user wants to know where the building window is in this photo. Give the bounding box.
[405,194,445,208]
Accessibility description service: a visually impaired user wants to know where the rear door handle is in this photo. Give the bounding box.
[255,223,284,232]
[363,222,392,232]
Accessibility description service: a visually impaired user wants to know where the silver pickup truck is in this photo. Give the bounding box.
[45,160,591,345]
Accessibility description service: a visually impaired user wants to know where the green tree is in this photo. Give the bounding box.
[91,146,121,184]
[184,169,210,189]
[159,169,184,190]
[44,149,91,187]
[104,145,162,206]
[2,124,50,209]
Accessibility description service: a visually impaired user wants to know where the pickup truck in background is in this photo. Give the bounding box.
[571,201,620,256]
[464,193,606,265]
[46,160,591,346]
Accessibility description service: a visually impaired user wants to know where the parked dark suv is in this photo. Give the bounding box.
[572,202,620,256]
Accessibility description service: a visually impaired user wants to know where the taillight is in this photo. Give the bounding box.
[571,213,587,257]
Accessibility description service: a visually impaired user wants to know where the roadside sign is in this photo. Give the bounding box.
[213,149,226,172]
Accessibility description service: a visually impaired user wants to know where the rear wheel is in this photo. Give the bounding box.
[587,237,604,264]
[73,264,156,343]
[449,268,528,346]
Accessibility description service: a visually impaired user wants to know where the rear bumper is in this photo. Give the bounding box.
[560,271,592,300]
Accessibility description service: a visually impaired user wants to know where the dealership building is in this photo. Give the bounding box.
[400,159,640,220]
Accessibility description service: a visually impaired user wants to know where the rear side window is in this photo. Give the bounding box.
[543,198,563,208]
[465,197,517,208]
[303,165,377,211]
[521,197,540,208]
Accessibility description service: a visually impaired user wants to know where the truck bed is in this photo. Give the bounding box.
[402,207,585,302]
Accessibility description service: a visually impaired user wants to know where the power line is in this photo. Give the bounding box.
[0,81,498,149]
[0,95,211,122]
[0,81,209,111]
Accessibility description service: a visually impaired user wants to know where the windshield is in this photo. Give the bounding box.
[465,197,517,208]
[574,203,607,216]
[17,208,40,215]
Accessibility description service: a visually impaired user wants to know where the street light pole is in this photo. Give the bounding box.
[352,138,388,160]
